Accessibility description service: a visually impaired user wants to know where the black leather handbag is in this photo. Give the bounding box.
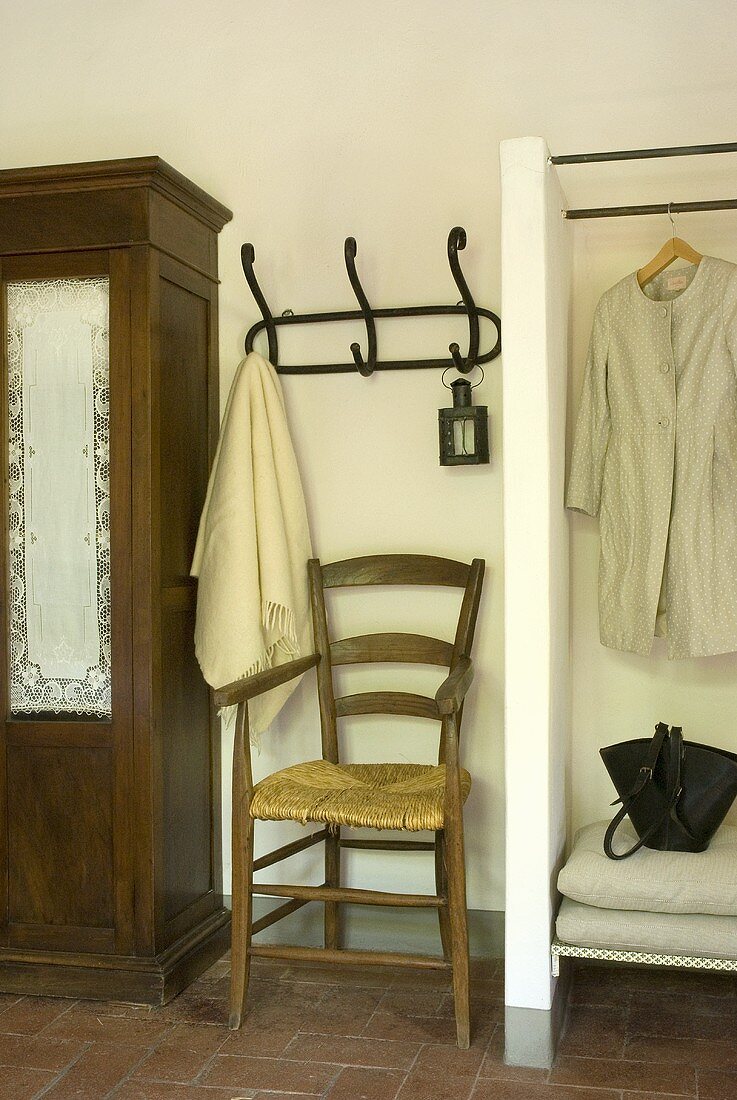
[601,722,737,860]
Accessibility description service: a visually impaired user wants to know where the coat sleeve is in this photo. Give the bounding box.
[566,295,611,517]
[723,269,737,365]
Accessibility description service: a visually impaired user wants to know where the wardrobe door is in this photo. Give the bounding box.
[0,250,134,957]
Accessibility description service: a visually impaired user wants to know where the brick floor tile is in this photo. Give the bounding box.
[634,970,737,998]
[249,1095,304,1100]
[0,994,20,1015]
[200,1053,339,1093]
[159,1022,229,1050]
[130,1021,229,1083]
[550,1054,696,1094]
[621,1094,694,1100]
[285,1032,420,1070]
[132,1042,219,1084]
[0,1065,57,1099]
[696,1068,737,1099]
[326,1066,405,1100]
[246,978,336,1012]
[362,1011,461,1044]
[306,1007,382,1037]
[625,1033,737,1069]
[397,1069,476,1100]
[376,989,446,1017]
[472,1084,621,1100]
[113,1082,255,1099]
[558,1004,628,1057]
[282,964,394,988]
[219,1026,301,1058]
[568,968,637,1007]
[42,1003,173,1045]
[0,1032,84,1071]
[470,958,503,980]
[192,956,232,984]
[72,999,164,1020]
[628,1003,737,1041]
[411,1042,484,1077]
[39,1041,148,1098]
[629,990,737,1019]
[470,977,504,1001]
[388,969,454,990]
[156,992,228,1026]
[0,995,73,1034]
[316,986,386,1013]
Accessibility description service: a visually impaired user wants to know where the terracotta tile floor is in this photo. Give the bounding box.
[1,955,737,1098]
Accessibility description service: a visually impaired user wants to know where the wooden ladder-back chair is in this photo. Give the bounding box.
[214,553,485,1048]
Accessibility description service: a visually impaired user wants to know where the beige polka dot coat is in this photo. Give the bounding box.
[566,256,737,659]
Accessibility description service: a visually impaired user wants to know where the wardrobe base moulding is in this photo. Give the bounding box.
[0,910,231,1004]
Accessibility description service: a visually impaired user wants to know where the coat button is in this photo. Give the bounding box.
[661,362,671,373]
[659,416,670,428]
[661,307,668,316]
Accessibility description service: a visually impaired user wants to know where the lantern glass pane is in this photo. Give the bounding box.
[453,416,475,456]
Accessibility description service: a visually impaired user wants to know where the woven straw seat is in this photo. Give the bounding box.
[251,760,472,831]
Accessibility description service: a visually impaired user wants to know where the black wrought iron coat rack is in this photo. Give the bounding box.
[241,227,501,376]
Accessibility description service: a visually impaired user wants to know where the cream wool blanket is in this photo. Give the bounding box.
[191,352,313,737]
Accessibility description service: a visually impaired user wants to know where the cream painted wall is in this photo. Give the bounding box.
[3,0,737,914]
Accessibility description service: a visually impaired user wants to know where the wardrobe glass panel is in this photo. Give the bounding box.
[6,277,111,717]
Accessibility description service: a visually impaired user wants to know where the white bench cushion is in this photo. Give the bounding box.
[558,820,737,916]
[557,897,737,959]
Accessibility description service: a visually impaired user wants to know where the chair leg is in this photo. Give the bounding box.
[435,830,451,961]
[324,828,341,949]
[445,817,470,1049]
[229,810,254,1029]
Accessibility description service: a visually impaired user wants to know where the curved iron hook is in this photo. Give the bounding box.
[344,237,376,377]
[447,227,479,374]
[241,243,279,366]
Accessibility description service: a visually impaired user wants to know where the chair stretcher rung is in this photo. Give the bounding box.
[251,897,310,935]
[250,943,452,970]
[340,838,436,852]
[252,829,328,872]
[255,883,445,907]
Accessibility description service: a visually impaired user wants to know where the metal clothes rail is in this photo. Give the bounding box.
[551,140,737,220]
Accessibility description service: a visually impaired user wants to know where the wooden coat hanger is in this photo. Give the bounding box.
[637,202,703,287]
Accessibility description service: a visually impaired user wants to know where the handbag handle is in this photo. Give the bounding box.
[604,723,680,860]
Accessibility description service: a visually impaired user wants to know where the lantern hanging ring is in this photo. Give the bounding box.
[441,363,485,390]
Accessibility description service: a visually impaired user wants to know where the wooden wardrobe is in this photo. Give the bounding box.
[0,157,232,1002]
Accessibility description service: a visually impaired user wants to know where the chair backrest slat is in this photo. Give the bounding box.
[452,558,485,662]
[308,559,339,763]
[335,692,440,720]
[307,555,485,766]
[330,633,453,667]
[321,554,469,590]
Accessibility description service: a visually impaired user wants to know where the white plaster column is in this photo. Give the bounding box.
[500,136,572,1065]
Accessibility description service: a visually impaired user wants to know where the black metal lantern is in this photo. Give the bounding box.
[438,371,489,466]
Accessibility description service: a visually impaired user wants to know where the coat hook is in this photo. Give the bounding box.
[344,237,376,377]
[447,227,479,375]
[241,243,279,365]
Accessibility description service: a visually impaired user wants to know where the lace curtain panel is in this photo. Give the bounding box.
[6,277,112,716]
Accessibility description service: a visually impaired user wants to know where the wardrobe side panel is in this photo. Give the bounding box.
[156,255,221,945]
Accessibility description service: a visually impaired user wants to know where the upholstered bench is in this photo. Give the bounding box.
[554,821,737,970]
